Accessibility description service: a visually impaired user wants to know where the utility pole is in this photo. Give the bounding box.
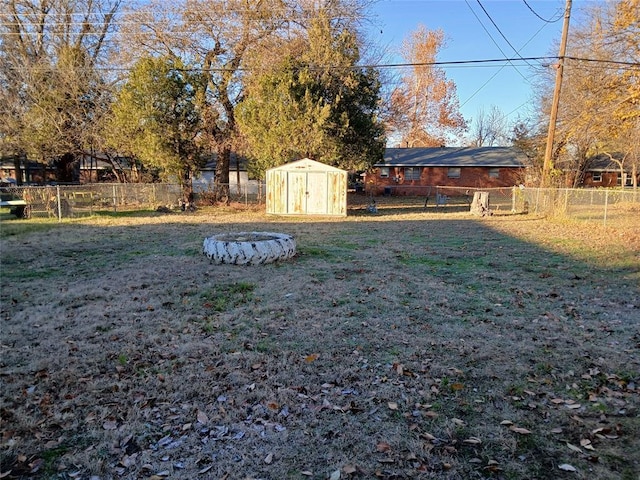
[542,0,572,187]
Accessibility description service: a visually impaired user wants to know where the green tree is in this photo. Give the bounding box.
[0,0,121,183]
[119,0,373,200]
[105,56,203,191]
[237,13,385,179]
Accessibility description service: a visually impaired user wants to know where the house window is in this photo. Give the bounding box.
[448,167,461,178]
[489,168,500,178]
[379,167,389,178]
[616,173,633,186]
[592,172,602,182]
[404,167,421,181]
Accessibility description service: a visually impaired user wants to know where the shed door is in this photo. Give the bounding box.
[306,172,327,214]
[287,172,307,214]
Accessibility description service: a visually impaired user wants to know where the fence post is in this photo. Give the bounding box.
[113,185,117,213]
[56,185,62,222]
[603,189,609,226]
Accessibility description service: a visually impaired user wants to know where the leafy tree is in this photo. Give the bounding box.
[387,26,467,147]
[537,0,639,187]
[237,13,385,179]
[105,56,203,190]
[119,0,373,200]
[0,0,121,183]
[510,118,546,185]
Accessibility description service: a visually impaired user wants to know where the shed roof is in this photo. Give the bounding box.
[267,158,346,173]
[377,147,526,168]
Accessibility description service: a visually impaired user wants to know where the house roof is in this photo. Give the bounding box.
[376,147,527,168]
[586,154,627,172]
[202,152,249,171]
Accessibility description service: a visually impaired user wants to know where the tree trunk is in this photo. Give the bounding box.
[470,191,491,216]
[55,153,78,183]
[214,146,231,204]
[13,155,24,185]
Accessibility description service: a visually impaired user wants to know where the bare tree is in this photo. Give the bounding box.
[469,105,509,147]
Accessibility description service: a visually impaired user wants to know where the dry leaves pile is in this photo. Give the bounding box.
[1,206,638,479]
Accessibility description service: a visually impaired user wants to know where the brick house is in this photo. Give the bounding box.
[365,147,526,196]
[581,154,638,188]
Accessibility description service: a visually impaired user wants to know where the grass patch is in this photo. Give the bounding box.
[201,281,256,311]
[1,209,638,479]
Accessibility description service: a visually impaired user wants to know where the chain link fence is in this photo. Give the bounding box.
[370,185,521,211]
[0,183,269,220]
[515,187,640,227]
[1,183,638,226]
[360,185,639,226]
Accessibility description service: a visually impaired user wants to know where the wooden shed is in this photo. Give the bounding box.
[266,158,347,216]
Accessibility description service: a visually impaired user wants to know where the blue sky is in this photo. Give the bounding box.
[367,0,596,139]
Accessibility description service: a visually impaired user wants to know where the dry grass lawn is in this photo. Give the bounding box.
[1,200,639,480]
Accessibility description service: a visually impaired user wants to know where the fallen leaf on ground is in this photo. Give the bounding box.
[580,439,595,450]
[567,443,583,454]
[264,453,273,464]
[329,470,341,480]
[509,426,532,435]
[197,410,208,424]
[305,353,320,363]
[343,464,357,474]
[463,437,482,445]
[388,402,398,410]
[421,432,436,441]
[559,463,577,472]
[103,420,117,430]
[376,442,391,452]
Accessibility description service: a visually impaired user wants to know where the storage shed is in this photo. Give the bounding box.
[266,158,347,216]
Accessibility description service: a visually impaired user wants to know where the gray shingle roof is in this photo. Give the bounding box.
[376,147,527,168]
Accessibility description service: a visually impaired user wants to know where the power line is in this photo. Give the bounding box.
[476,0,536,68]
[0,56,561,73]
[522,0,564,23]
[459,10,555,111]
[4,56,636,74]
[464,0,531,83]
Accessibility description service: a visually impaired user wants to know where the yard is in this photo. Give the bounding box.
[1,203,639,479]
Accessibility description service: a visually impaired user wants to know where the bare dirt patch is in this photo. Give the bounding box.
[1,206,639,479]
